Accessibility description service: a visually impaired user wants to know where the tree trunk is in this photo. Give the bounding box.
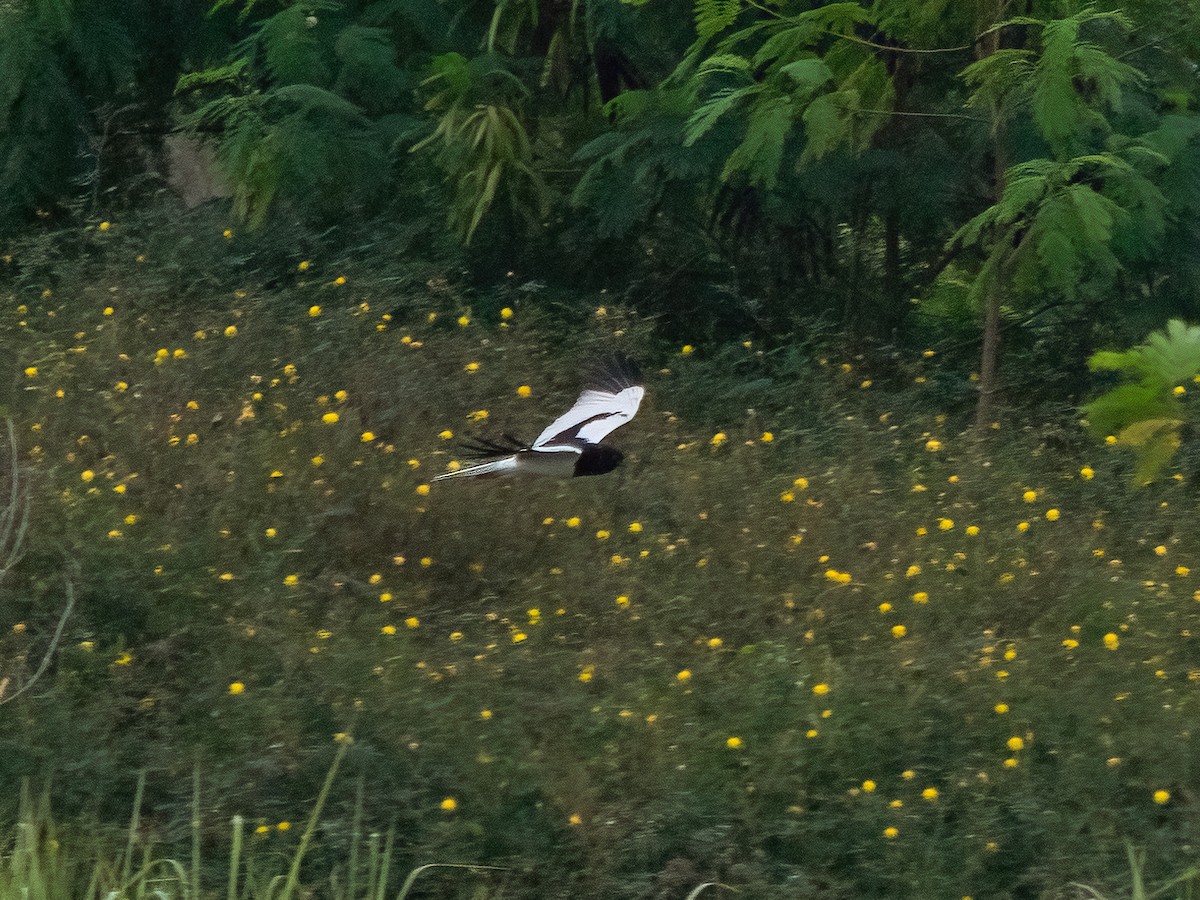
[976,275,1003,427]
[974,2,1008,430]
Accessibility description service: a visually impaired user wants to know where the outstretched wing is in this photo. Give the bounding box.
[533,354,644,448]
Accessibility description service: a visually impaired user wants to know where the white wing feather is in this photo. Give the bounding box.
[533,385,644,448]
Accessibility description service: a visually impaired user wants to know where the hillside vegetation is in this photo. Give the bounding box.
[1,223,1199,898]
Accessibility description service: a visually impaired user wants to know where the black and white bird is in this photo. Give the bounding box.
[432,354,644,482]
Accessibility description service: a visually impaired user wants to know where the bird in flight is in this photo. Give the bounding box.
[432,354,644,482]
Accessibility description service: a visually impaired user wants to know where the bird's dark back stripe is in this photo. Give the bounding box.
[540,411,618,447]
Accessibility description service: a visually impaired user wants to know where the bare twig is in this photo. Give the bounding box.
[832,103,988,123]
[0,418,30,583]
[0,572,76,706]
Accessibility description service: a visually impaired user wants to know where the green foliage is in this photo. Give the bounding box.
[1084,318,1200,483]
[5,223,1200,898]
[411,53,549,243]
[950,149,1167,304]
[176,3,406,229]
[952,2,1192,355]
[1029,8,1140,155]
[571,87,707,238]
[677,2,890,178]
[0,0,138,225]
[693,0,742,41]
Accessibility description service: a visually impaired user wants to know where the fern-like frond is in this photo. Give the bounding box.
[1083,318,1200,483]
[253,2,338,86]
[721,93,792,188]
[176,58,250,94]
[694,0,741,40]
[684,85,759,147]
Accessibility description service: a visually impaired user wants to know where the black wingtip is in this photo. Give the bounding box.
[584,352,642,394]
[458,433,530,459]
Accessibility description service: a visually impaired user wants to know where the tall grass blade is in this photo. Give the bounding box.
[228,815,244,900]
[192,764,202,900]
[278,736,353,900]
[364,831,379,900]
[348,776,364,900]
[373,824,395,900]
[121,770,147,888]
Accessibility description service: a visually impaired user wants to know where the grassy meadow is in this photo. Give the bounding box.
[2,219,1199,899]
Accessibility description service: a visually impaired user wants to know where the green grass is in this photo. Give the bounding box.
[1,219,1200,898]
[0,769,504,900]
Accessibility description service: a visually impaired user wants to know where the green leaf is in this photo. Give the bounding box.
[685,86,754,146]
[1082,382,1174,437]
[253,3,337,86]
[694,0,741,40]
[779,58,833,95]
[1143,319,1200,384]
[1117,418,1183,485]
[799,91,844,165]
[1085,319,1200,483]
[1065,183,1117,245]
[1087,349,1142,374]
[697,53,752,76]
[722,94,792,188]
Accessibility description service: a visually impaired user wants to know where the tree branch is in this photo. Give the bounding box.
[833,103,988,123]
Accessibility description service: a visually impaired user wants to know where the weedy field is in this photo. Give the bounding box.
[1,221,1199,899]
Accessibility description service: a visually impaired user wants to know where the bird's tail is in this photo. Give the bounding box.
[430,455,520,482]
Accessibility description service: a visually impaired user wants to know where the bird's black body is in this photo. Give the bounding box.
[574,443,624,477]
[457,436,625,477]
